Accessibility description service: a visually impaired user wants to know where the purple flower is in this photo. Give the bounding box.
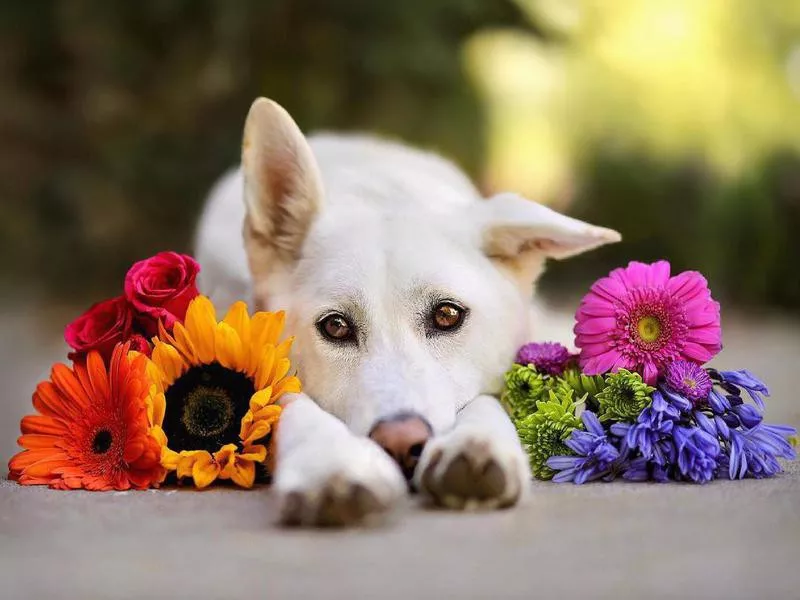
[664,360,712,402]
[727,424,796,479]
[546,411,622,484]
[611,391,678,466]
[716,369,769,409]
[673,425,721,483]
[515,342,573,376]
[623,457,671,482]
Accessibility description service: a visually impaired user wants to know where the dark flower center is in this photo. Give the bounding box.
[92,429,113,454]
[163,362,255,453]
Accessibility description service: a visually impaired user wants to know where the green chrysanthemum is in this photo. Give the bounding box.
[595,369,655,423]
[561,367,607,409]
[501,364,550,422]
[516,386,582,480]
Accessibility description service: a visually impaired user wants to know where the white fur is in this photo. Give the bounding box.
[195,98,620,525]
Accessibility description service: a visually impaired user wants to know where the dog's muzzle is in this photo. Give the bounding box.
[368,412,432,481]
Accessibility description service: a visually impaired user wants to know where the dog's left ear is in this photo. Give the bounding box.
[480,193,621,260]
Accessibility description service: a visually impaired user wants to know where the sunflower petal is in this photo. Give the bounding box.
[184,296,217,364]
[239,444,267,462]
[192,453,220,489]
[151,340,187,386]
[273,376,302,400]
[249,387,274,412]
[242,420,273,446]
[224,302,251,348]
[254,347,276,389]
[215,322,244,371]
[172,323,199,364]
[229,459,256,489]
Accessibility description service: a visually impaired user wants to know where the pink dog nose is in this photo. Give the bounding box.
[369,413,432,480]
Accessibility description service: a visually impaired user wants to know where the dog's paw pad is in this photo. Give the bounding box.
[278,474,393,527]
[416,435,524,510]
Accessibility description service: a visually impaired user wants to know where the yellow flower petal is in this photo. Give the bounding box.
[249,387,273,412]
[242,420,273,446]
[239,444,267,462]
[151,340,186,386]
[215,322,244,371]
[253,404,282,424]
[176,450,207,479]
[184,296,217,364]
[273,376,301,400]
[150,425,167,446]
[224,302,251,349]
[254,347,276,389]
[192,452,220,489]
[273,358,291,384]
[161,445,181,471]
[229,459,255,489]
[172,323,199,364]
[275,336,294,361]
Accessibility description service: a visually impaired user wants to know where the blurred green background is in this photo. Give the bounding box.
[1,0,799,310]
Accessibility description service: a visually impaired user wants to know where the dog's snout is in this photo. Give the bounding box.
[368,412,432,481]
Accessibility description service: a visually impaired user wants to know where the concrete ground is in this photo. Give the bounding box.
[1,304,799,599]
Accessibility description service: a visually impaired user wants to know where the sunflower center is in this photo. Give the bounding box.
[637,316,662,343]
[163,362,255,453]
[91,429,113,454]
[181,387,234,438]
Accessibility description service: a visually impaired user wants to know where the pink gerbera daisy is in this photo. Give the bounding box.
[574,261,722,385]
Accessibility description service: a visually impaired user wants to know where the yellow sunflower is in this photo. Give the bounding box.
[144,295,300,489]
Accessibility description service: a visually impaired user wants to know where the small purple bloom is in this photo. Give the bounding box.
[719,370,769,409]
[673,425,721,483]
[665,360,712,402]
[707,388,731,414]
[623,457,671,482]
[727,423,796,479]
[659,385,694,413]
[611,391,678,466]
[547,411,622,484]
[731,403,763,428]
[515,342,573,376]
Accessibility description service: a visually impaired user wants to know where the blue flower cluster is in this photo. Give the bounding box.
[544,368,796,484]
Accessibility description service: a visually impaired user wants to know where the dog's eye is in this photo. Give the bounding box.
[317,313,354,342]
[431,302,466,332]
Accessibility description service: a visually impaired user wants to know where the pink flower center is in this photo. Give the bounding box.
[613,287,688,362]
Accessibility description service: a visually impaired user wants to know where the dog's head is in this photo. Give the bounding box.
[241,98,620,436]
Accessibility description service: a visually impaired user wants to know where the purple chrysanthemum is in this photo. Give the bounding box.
[546,411,622,484]
[664,360,712,402]
[515,342,573,376]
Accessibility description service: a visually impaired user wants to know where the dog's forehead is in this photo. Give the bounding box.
[297,205,486,299]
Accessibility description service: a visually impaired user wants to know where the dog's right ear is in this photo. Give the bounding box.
[242,98,323,269]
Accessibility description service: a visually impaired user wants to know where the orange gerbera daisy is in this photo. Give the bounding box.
[8,343,166,490]
[146,296,300,489]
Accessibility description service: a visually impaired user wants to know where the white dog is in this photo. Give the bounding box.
[195,98,620,526]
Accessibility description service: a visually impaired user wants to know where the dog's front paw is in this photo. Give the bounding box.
[274,436,407,527]
[414,429,529,510]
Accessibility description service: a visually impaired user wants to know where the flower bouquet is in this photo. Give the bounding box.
[8,252,299,491]
[503,261,797,483]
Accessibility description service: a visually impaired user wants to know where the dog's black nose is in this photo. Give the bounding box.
[369,412,432,480]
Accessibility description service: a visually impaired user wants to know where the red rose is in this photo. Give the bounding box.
[124,251,200,336]
[65,296,134,362]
